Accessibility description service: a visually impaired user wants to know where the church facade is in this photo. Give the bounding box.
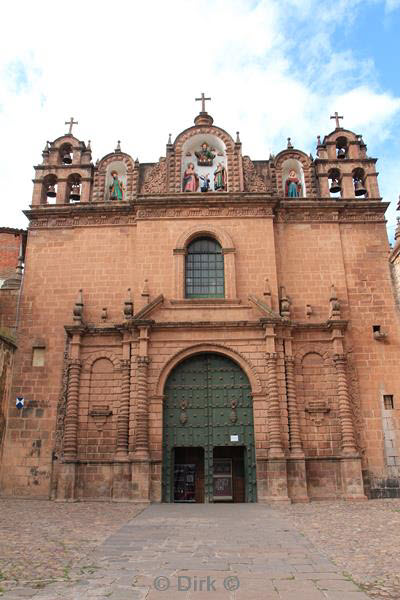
[1,102,399,503]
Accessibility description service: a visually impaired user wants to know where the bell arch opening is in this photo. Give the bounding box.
[161,352,257,503]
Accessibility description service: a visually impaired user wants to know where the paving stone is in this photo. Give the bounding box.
[2,500,400,599]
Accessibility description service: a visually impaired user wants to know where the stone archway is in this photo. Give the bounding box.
[162,353,257,503]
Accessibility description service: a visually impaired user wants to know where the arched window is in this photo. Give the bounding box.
[185,237,224,298]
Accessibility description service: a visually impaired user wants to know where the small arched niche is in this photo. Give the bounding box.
[336,136,348,160]
[67,174,82,203]
[59,143,73,165]
[352,167,367,198]
[181,134,227,193]
[282,159,306,198]
[43,174,57,205]
[104,161,127,202]
[328,168,342,198]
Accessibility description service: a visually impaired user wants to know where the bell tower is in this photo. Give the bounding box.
[31,118,93,206]
[315,113,380,199]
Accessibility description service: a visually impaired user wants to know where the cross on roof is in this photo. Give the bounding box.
[330,111,344,129]
[195,93,211,113]
[65,117,78,134]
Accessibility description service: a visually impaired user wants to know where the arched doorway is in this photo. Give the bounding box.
[162,353,257,503]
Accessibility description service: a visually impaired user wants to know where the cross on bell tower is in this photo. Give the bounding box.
[330,111,344,129]
[65,117,78,135]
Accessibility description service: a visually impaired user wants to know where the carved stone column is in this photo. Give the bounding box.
[285,356,303,457]
[134,356,150,460]
[56,356,81,501]
[285,353,309,502]
[266,352,284,458]
[333,354,357,455]
[115,359,130,458]
[63,359,82,460]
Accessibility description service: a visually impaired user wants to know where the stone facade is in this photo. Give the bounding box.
[0,107,399,503]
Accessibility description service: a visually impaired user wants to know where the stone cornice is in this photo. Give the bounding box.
[24,196,388,229]
[64,318,348,335]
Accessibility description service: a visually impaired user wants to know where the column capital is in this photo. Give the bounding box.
[137,356,150,366]
[265,352,277,362]
[333,353,346,364]
[68,358,82,369]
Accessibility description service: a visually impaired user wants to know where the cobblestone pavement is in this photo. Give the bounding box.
[0,500,146,594]
[278,499,400,600]
[0,502,373,600]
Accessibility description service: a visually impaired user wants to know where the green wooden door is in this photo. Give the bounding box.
[162,353,257,502]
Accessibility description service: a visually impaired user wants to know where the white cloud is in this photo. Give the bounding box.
[0,0,399,239]
[385,0,400,11]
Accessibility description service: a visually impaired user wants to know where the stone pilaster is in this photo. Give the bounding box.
[285,356,303,457]
[115,359,130,459]
[333,353,357,455]
[265,351,289,503]
[63,358,82,460]
[134,356,150,461]
[265,352,284,458]
[285,353,308,502]
[57,357,81,501]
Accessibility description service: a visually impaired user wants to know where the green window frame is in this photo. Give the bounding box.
[185,237,224,298]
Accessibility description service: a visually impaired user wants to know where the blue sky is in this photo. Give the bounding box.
[1,0,400,241]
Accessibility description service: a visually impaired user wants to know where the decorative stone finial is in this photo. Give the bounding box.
[263,278,272,308]
[236,131,241,144]
[329,284,341,319]
[317,135,321,146]
[123,288,134,319]
[167,133,172,145]
[95,159,99,166]
[87,140,91,151]
[73,289,84,323]
[280,286,291,320]
[287,137,293,149]
[395,217,400,241]
[141,279,150,303]
[115,140,121,153]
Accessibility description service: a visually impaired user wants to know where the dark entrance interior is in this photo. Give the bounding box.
[173,447,204,503]
[213,446,245,503]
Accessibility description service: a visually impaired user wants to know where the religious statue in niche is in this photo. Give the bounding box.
[109,171,125,201]
[214,162,227,191]
[182,162,199,192]
[195,142,216,166]
[200,173,210,192]
[285,169,302,198]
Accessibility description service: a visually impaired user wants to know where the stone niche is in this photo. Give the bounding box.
[181,134,227,193]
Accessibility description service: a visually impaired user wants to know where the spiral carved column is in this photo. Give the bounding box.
[266,352,284,458]
[334,354,357,455]
[285,356,303,456]
[116,359,130,458]
[63,359,82,460]
[134,356,150,460]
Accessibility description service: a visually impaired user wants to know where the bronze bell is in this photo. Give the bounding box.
[330,179,341,193]
[46,185,56,198]
[69,184,81,201]
[337,147,346,159]
[354,180,367,196]
[62,152,72,164]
